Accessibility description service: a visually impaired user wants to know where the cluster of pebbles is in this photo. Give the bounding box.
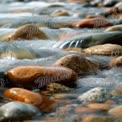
[0,0,121,122]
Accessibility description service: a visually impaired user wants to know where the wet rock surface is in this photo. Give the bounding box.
[0,0,121,121]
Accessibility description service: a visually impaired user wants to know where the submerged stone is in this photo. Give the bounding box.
[53,32,122,49]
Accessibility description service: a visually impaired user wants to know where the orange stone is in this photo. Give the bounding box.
[104,100,117,105]
[109,105,122,116]
[4,88,56,113]
[7,66,77,88]
[82,115,118,122]
[72,18,113,28]
[109,56,122,67]
[75,105,96,114]
[87,103,110,111]
[53,54,98,75]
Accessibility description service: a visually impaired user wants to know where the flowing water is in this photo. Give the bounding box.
[0,0,121,122]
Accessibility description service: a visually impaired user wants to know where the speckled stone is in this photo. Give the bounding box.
[78,87,111,102]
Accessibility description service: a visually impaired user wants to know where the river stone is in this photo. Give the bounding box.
[0,102,41,122]
[83,44,122,55]
[87,103,110,110]
[52,32,122,49]
[67,0,91,4]
[109,105,122,116]
[51,10,69,16]
[53,54,99,75]
[7,24,48,41]
[109,56,122,67]
[78,87,111,102]
[4,88,56,113]
[82,115,122,122]
[46,83,74,93]
[0,48,38,59]
[115,2,122,12]
[105,25,122,32]
[72,18,113,28]
[7,66,77,88]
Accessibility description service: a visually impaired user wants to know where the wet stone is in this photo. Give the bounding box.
[105,25,122,32]
[72,18,113,28]
[53,54,99,75]
[83,44,122,55]
[7,65,77,88]
[0,101,41,122]
[7,24,48,41]
[109,56,122,67]
[4,88,56,113]
[78,87,111,102]
[108,105,122,116]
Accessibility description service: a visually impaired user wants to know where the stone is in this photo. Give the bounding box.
[53,54,98,75]
[105,25,122,32]
[109,56,122,67]
[78,87,111,102]
[109,105,122,116]
[7,24,48,41]
[63,48,83,53]
[7,66,77,88]
[87,103,110,110]
[72,18,113,28]
[115,2,122,12]
[51,10,69,16]
[75,105,96,114]
[0,48,37,59]
[53,32,122,49]
[46,83,74,93]
[4,88,56,113]
[0,102,41,122]
[83,44,122,55]
[67,0,91,4]
[82,115,122,122]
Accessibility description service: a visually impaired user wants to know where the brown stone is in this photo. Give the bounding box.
[63,48,83,53]
[72,18,113,28]
[53,54,98,75]
[7,24,48,41]
[67,0,91,4]
[109,56,122,67]
[83,44,122,55]
[87,103,110,111]
[75,105,96,114]
[104,100,117,105]
[7,66,77,88]
[82,115,121,122]
[109,105,122,116]
[4,88,56,113]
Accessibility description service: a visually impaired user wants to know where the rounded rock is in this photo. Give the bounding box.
[78,87,111,102]
[109,56,122,67]
[53,54,99,75]
[83,44,122,55]
[4,88,56,113]
[72,18,113,28]
[87,103,110,111]
[105,25,122,32]
[0,101,41,122]
[109,105,122,116]
[7,24,48,41]
[7,66,77,88]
